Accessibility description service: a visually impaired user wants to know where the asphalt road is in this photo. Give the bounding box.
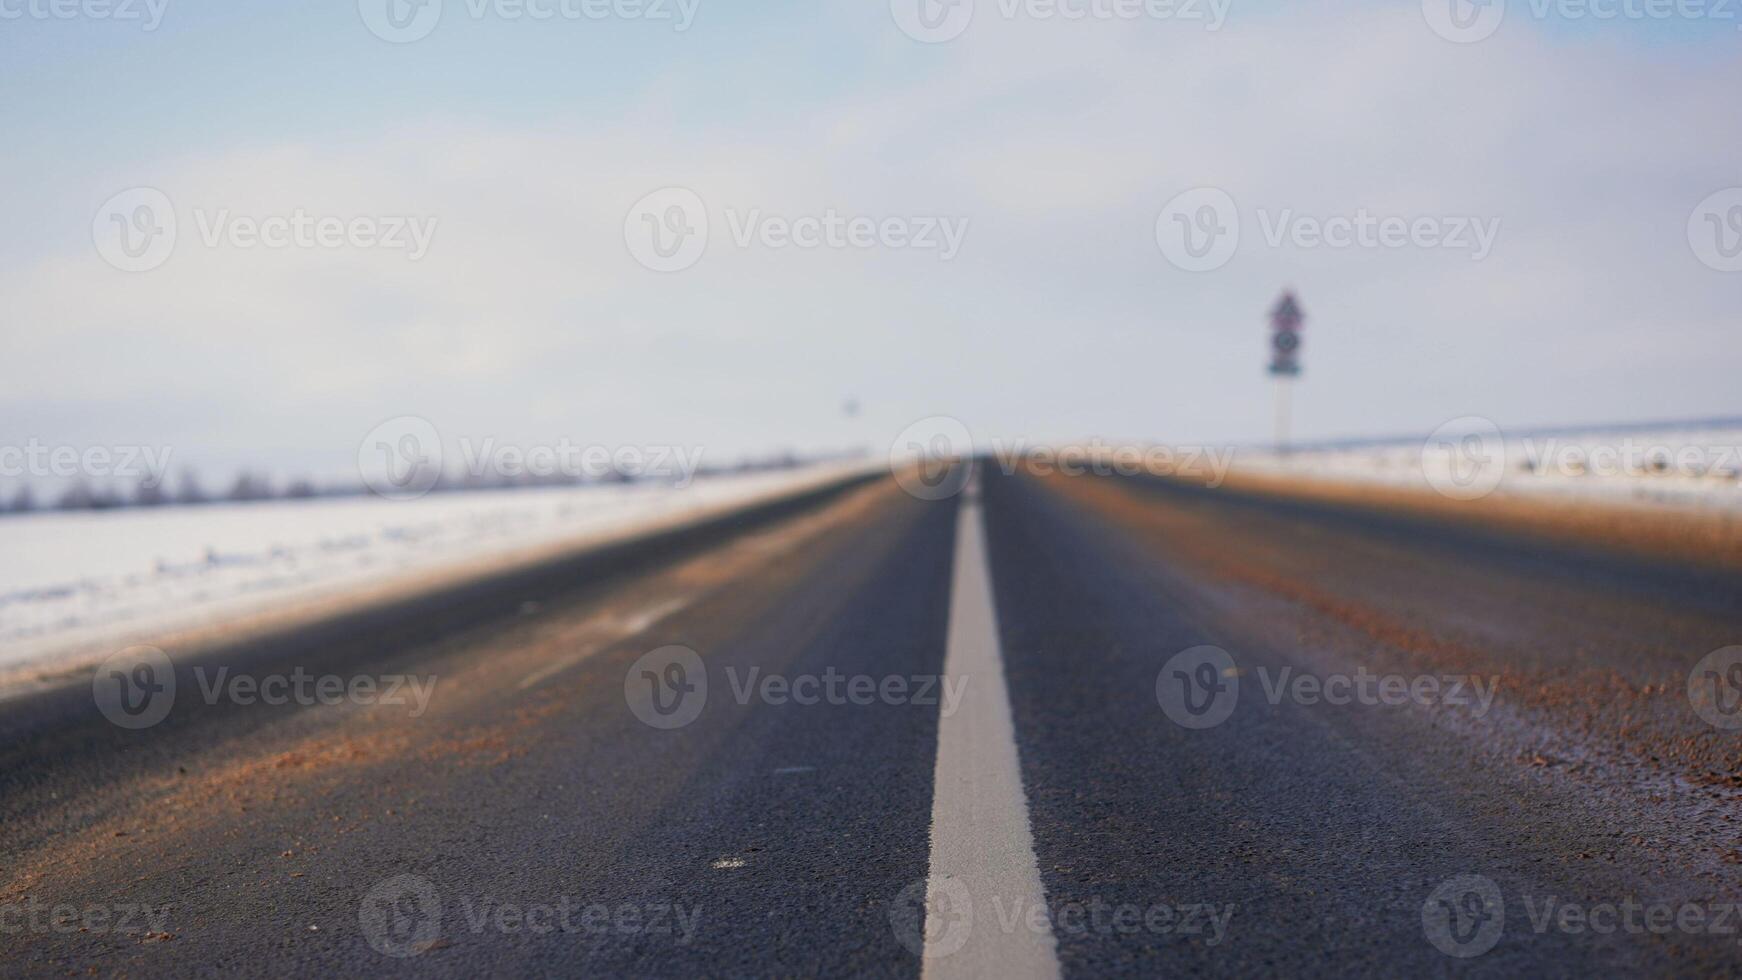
[3,466,1739,977]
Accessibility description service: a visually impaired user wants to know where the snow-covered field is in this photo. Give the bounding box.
[0,463,867,681]
[1233,421,1742,511]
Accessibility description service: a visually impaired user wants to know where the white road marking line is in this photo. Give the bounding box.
[618,596,692,633]
[517,595,694,690]
[922,465,1061,979]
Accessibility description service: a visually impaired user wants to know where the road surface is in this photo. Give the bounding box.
[3,465,1739,977]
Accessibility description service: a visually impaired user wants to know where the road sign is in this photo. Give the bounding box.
[1268,291,1304,448]
[1271,292,1303,329]
[1268,290,1304,377]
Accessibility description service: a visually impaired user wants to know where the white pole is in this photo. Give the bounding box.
[1274,377,1291,454]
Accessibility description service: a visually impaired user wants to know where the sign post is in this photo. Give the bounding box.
[1268,291,1304,453]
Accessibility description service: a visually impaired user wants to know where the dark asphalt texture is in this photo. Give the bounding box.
[2,467,1739,977]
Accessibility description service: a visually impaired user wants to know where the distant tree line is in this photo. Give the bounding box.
[0,450,846,517]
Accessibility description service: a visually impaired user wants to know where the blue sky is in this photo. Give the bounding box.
[2,0,1740,489]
